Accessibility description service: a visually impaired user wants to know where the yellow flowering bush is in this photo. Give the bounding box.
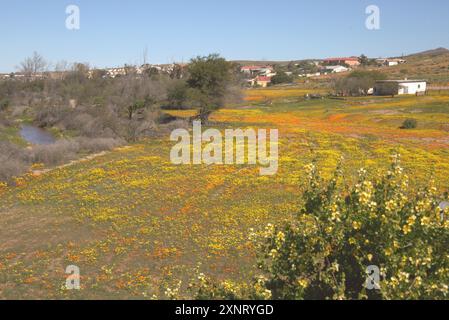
[193,156,448,300]
[0,181,7,194]
[254,156,448,299]
[189,271,272,300]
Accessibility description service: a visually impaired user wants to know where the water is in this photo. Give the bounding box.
[20,125,56,145]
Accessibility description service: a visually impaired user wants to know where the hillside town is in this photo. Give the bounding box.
[0,54,408,83]
[239,55,408,87]
[0,63,189,81]
[0,53,433,97]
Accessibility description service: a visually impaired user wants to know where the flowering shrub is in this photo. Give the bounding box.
[189,272,272,300]
[401,119,418,129]
[192,156,449,300]
[257,156,448,299]
[0,181,7,194]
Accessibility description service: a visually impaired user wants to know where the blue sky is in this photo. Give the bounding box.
[0,0,448,72]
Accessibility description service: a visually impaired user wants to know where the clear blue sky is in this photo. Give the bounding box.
[1,0,448,72]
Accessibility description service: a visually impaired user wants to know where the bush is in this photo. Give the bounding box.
[0,136,122,183]
[167,81,188,107]
[0,99,10,111]
[335,71,387,96]
[0,158,27,184]
[401,119,418,129]
[258,158,448,299]
[191,157,449,300]
[271,72,294,85]
[28,139,80,166]
[0,141,28,183]
[34,105,71,127]
[34,104,124,139]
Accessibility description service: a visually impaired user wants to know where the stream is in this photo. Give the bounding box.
[20,125,56,145]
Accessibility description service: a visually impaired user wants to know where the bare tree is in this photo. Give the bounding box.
[143,46,149,65]
[19,51,48,76]
[54,60,70,72]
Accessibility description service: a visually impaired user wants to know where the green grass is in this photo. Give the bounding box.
[0,125,27,146]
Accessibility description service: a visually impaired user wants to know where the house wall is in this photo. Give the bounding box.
[327,66,349,73]
[345,60,360,67]
[375,81,427,96]
[399,82,427,95]
[374,83,398,96]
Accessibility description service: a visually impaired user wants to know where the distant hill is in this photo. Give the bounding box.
[232,48,449,84]
[384,48,449,83]
[233,48,449,66]
[405,47,449,58]
[232,59,312,66]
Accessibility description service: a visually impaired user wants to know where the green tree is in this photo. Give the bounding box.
[271,71,294,85]
[187,54,231,123]
[359,54,369,66]
[127,96,154,120]
[296,61,319,75]
[335,70,386,96]
[167,81,188,107]
[359,54,377,67]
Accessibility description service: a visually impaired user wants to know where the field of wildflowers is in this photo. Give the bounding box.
[0,88,448,299]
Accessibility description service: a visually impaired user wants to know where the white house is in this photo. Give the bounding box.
[325,65,350,73]
[374,79,427,96]
[106,67,127,78]
[376,58,406,67]
[305,72,321,78]
[241,65,274,77]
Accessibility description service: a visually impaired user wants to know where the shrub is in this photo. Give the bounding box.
[28,139,80,166]
[167,81,188,107]
[401,119,418,129]
[0,158,27,184]
[0,136,122,183]
[34,105,71,127]
[0,141,28,183]
[335,71,387,96]
[0,99,10,111]
[271,72,294,85]
[191,157,449,300]
[257,157,448,299]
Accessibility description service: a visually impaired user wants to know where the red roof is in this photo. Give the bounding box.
[324,57,359,62]
[241,65,271,70]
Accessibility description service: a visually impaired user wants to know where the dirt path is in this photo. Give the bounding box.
[31,146,132,176]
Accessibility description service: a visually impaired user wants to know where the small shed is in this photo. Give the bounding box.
[374,79,427,96]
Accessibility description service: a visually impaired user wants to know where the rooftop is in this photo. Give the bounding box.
[323,57,359,62]
[241,65,271,70]
[376,79,426,83]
